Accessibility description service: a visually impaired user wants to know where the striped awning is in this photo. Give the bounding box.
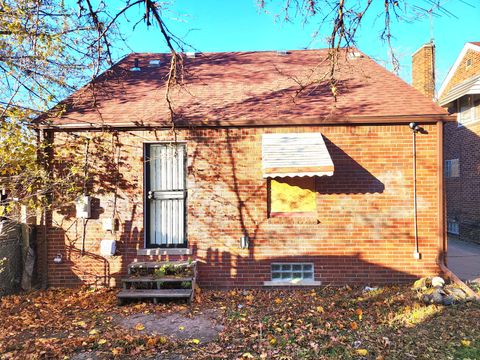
[262,133,334,178]
[440,75,480,106]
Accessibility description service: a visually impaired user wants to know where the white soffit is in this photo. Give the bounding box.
[439,75,480,106]
[262,133,334,178]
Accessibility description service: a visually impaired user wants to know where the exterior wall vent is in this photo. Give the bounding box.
[149,59,161,67]
[348,51,364,60]
[185,52,197,58]
[130,58,141,71]
[276,50,288,56]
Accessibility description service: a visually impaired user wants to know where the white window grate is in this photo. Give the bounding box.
[445,159,460,178]
[146,143,187,247]
[447,219,459,235]
[271,263,314,281]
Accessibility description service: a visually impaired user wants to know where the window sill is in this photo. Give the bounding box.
[137,248,192,256]
[267,217,320,225]
[264,280,322,286]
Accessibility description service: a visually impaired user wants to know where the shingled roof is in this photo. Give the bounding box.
[43,49,450,129]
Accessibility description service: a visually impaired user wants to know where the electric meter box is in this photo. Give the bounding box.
[76,196,91,219]
[100,239,116,256]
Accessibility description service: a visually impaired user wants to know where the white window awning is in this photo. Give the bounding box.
[262,133,334,178]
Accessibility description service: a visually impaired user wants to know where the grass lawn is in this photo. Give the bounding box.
[0,285,479,359]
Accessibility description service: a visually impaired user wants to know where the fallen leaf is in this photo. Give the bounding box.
[178,325,185,331]
[245,294,255,302]
[274,297,282,304]
[111,347,122,356]
[190,338,200,344]
[316,306,325,313]
[242,352,254,359]
[88,329,98,335]
[98,339,107,345]
[350,321,358,330]
[134,323,145,331]
[356,349,368,356]
[356,308,363,320]
[461,339,471,347]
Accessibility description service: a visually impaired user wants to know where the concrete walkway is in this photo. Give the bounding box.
[447,238,480,281]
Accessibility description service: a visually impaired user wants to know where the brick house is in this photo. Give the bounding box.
[38,49,451,288]
[436,42,480,243]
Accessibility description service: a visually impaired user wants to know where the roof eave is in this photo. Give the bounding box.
[38,113,453,131]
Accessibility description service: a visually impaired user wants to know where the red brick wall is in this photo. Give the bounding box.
[444,120,480,243]
[442,46,480,243]
[43,123,441,288]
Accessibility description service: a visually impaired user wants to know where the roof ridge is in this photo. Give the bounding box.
[121,48,358,57]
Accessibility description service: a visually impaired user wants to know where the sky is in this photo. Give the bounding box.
[114,0,479,90]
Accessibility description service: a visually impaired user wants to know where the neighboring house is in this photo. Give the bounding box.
[37,49,450,288]
[437,42,480,244]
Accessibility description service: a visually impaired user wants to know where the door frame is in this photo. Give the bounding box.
[143,141,188,249]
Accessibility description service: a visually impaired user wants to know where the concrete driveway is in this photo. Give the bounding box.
[447,238,480,281]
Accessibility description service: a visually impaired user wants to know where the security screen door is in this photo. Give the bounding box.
[146,143,186,247]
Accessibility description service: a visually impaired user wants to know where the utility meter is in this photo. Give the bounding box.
[76,195,91,219]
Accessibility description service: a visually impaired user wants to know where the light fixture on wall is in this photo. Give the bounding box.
[53,254,63,264]
[409,122,423,133]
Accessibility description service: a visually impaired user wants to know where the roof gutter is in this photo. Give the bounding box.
[37,114,454,131]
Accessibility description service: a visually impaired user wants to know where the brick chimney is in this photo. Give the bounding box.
[412,42,436,99]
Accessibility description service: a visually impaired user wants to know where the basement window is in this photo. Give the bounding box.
[447,219,460,235]
[445,159,460,178]
[271,263,314,281]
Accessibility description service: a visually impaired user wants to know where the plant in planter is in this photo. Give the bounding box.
[153,262,194,278]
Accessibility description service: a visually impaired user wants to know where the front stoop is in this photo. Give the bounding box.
[117,261,197,305]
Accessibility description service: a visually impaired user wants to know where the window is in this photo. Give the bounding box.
[458,95,480,126]
[445,159,460,178]
[447,219,459,235]
[271,263,314,281]
[268,177,316,216]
